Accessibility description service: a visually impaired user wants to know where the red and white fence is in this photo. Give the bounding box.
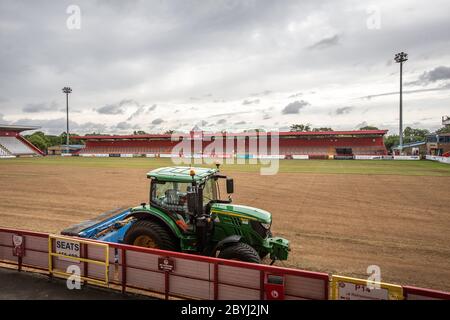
[0,227,449,300]
[0,227,327,300]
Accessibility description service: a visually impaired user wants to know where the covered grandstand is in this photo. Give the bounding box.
[73,129,388,159]
[0,124,44,158]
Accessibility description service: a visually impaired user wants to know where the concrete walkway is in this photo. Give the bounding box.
[0,267,149,300]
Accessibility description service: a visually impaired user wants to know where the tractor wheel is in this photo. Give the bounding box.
[217,242,261,263]
[124,220,178,251]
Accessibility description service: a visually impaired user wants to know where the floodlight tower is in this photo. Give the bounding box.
[62,87,72,155]
[394,52,408,153]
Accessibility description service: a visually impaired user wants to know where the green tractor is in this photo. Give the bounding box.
[124,166,290,263]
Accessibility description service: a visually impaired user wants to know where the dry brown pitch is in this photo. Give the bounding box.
[0,162,449,291]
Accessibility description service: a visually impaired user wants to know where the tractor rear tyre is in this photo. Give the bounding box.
[124,220,178,251]
[217,242,261,263]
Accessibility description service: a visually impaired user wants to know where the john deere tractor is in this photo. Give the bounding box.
[62,166,290,264]
[125,166,290,263]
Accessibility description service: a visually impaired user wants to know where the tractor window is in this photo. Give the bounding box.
[202,178,216,203]
[151,181,191,213]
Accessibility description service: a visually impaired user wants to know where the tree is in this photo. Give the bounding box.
[25,133,49,151]
[360,125,379,130]
[402,127,429,143]
[134,130,148,135]
[85,132,108,136]
[290,124,311,132]
[164,130,175,135]
[383,126,430,151]
[243,128,266,133]
[59,132,80,145]
[384,135,399,151]
[436,126,450,134]
[312,127,333,132]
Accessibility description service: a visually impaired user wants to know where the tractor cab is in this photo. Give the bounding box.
[148,166,233,224]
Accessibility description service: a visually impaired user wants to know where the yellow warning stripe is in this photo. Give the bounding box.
[211,210,256,221]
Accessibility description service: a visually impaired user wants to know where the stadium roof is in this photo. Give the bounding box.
[0,124,41,132]
[73,129,388,140]
[392,141,426,149]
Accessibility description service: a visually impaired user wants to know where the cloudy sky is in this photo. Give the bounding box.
[1,0,449,135]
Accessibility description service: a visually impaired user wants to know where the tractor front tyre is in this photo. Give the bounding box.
[217,242,261,263]
[124,220,178,251]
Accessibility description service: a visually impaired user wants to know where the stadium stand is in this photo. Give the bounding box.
[74,130,388,157]
[0,136,35,155]
[0,124,44,157]
[0,145,13,157]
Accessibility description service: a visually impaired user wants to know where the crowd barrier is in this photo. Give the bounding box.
[0,227,328,300]
[72,153,398,160]
[426,155,450,164]
[1,227,449,300]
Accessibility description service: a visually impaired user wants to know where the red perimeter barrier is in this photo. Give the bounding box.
[0,227,328,300]
[0,227,449,300]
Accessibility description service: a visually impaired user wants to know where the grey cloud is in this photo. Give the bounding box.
[96,104,124,115]
[308,35,339,50]
[116,121,133,130]
[11,118,106,135]
[198,120,208,126]
[217,119,227,124]
[23,101,59,113]
[119,99,141,107]
[250,90,272,97]
[234,121,246,125]
[77,122,108,132]
[209,111,252,118]
[127,106,146,121]
[288,92,302,98]
[98,99,143,115]
[152,118,164,125]
[127,102,154,121]
[1,1,450,132]
[335,107,353,115]
[407,66,450,86]
[242,99,260,105]
[263,114,272,120]
[282,100,309,114]
[354,121,368,129]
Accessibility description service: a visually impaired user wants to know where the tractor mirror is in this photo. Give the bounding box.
[226,178,234,194]
[187,191,196,214]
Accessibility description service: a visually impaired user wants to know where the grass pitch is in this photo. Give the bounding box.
[2,156,450,176]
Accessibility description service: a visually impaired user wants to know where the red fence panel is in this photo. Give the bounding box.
[403,286,450,300]
[1,227,449,300]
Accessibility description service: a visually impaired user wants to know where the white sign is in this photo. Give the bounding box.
[12,234,23,247]
[337,282,388,300]
[55,239,81,260]
[393,155,420,160]
[292,155,309,160]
